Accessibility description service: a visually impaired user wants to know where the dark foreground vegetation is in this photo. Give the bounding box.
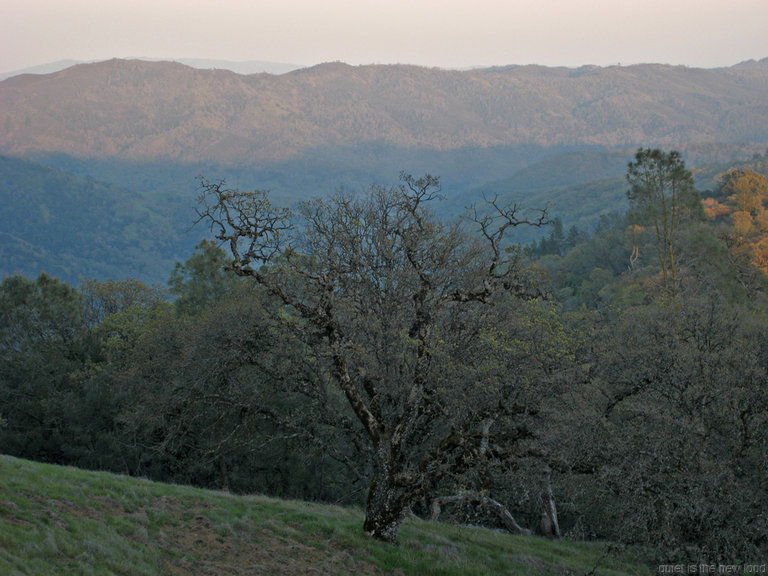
[1,151,768,565]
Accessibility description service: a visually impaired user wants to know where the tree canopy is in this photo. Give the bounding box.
[195,173,548,541]
[3,159,768,561]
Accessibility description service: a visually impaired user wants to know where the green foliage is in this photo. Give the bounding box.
[119,283,355,498]
[168,239,243,315]
[0,273,91,462]
[627,149,700,220]
[79,278,170,365]
[555,297,768,562]
[81,278,167,326]
[536,213,637,310]
[0,273,170,472]
[4,157,768,561]
[626,148,704,298]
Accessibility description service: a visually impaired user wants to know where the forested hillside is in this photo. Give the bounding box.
[2,59,768,162]
[2,55,768,565]
[2,155,767,564]
[2,149,765,284]
[0,155,198,284]
[2,58,768,283]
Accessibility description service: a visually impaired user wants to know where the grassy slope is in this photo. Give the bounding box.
[0,455,653,575]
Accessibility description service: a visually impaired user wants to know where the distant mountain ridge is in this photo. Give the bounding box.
[0,60,85,81]
[0,58,303,81]
[2,57,768,285]
[1,58,767,164]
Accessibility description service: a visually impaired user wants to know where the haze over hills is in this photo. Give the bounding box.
[0,59,86,81]
[0,58,304,82]
[1,57,767,284]
[2,58,768,163]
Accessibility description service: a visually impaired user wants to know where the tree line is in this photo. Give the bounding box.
[1,151,767,562]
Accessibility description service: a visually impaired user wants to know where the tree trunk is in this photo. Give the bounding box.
[363,470,406,543]
[539,467,561,538]
[218,456,230,492]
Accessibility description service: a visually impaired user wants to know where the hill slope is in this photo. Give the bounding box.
[0,155,198,285]
[1,58,767,164]
[0,455,652,575]
[2,58,767,284]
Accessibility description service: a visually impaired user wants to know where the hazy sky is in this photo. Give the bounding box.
[2,0,767,73]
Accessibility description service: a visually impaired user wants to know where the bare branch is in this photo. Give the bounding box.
[430,491,532,536]
[192,172,547,543]
[195,177,293,270]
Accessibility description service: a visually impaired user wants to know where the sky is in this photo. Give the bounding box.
[2,0,767,74]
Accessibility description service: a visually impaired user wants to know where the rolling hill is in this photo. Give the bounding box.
[1,58,768,163]
[0,155,198,285]
[0,454,653,575]
[0,58,304,82]
[1,58,767,283]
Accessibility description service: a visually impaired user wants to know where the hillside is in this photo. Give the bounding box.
[0,150,761,285]
[0,454,652,575]
[1,58,767,164]
[2,58,768,284]
[0,155,198,285]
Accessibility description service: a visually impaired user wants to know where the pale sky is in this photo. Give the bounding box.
[1,0,766,73]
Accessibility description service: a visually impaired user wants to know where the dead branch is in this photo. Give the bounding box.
[429,491,532,536]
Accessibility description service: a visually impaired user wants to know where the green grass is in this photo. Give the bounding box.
[0,454,653,575]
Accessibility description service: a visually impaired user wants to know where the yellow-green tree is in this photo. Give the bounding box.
[723,168,768,217]
[718,168,768,273]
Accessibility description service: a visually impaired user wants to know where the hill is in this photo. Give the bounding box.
[1,59,768,164]
[0,59,85,82]
[468,149,631,239]
[0,155,198,285]
[0,454,653,575]
[2,58,768,283]
[0,58,303,82]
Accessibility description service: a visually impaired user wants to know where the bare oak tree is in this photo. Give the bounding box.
[196,173,546,542]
